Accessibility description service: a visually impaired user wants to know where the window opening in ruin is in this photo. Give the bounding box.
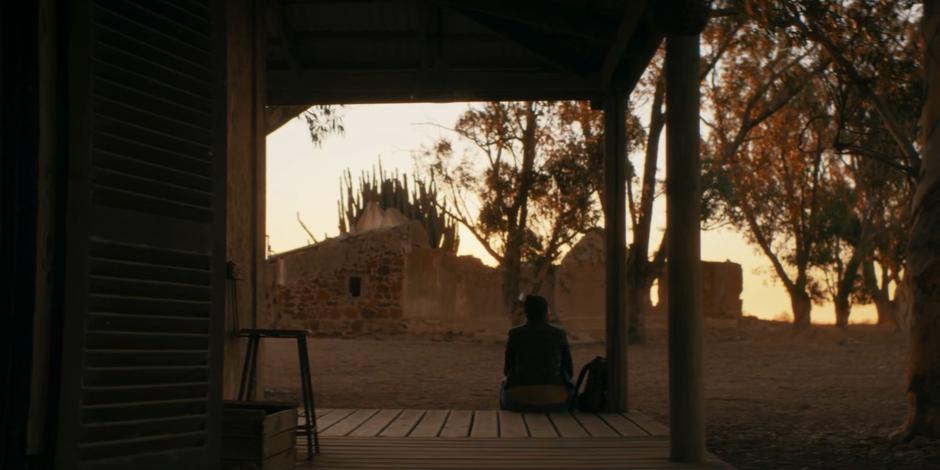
[349,276,362,297]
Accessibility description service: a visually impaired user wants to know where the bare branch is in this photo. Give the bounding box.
[296,212,317,244]
[432,197,504,263]
[798,21,920,167]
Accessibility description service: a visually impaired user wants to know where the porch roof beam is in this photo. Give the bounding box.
[450,9,600,77]
[599,0,647,89]
[265,105,309,135]
[267,0,303,76]
[431,0,617,43]
[266,69,604,105]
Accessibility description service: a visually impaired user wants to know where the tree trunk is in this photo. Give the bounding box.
[834,299,851,330]
[834,241,864,330]
[895,273,914,332]
[626,269,653,343]
[790,289,812,330]
[864,260,899,329]
[501,103,538,311]
[502,252,521,313]
[626,78,666,345]
[875,299,899,330]
[894,0,940,441]
[834,282,852,330]
[626,240,667,344]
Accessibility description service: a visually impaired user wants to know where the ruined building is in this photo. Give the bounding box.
[553,231,744,338]
[265,215,743,338]
[264,203,508,336]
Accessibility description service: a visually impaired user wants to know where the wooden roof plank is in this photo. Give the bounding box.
[445,9,598,77]
[266,69,604,105]
[266,0,659,104]
[431,0,618,43]
[265,105,308,135]
[600,0,647,88]
[267,0,303,76]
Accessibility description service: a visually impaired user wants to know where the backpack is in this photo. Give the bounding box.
[572,356,607,412]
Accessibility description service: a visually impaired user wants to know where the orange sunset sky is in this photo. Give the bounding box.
[266,103,879,325]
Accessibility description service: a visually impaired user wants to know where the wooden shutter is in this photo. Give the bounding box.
[57,0,225,468]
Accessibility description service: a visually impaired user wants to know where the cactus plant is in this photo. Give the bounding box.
[338,163,459,252]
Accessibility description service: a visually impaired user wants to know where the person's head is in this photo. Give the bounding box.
[524,295,549,322]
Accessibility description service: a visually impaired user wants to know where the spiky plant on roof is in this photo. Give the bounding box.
[338,162,459,253]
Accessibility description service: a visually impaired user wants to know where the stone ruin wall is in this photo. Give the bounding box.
[653,262,744,320]
[401,249,509,336]
[553,230,744,339]
[263,224,742,338]
[264,224,417,336]
[263,222,513,337]
[553,230,608,338]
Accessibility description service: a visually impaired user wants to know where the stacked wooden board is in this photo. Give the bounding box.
[222,401,297,469]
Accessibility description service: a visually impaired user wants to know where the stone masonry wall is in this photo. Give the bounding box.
[265,224,425,336]
[554,232,744,338]
[264,223,744,338]
[263,222,514,337]
[554,230,606,338]
[655,261,743,319]
[402,249,509,336]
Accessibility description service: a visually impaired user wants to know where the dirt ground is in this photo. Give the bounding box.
[260,319,940,469]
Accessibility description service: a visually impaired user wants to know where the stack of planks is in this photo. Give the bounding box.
[222,401,298,469]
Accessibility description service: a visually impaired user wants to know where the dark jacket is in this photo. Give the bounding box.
[503,319,574,387]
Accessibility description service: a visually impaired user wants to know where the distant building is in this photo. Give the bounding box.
[653,261,744,321]
[265,215,744,338]
[264,203,509,336]
[554,231,744,338]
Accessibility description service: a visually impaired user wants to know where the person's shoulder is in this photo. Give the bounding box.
[507,324,527,335]
[547,322,568,336]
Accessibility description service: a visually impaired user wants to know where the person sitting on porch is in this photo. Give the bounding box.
[500,294,574,411]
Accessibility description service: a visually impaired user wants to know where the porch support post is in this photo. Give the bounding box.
[665,34,705,462]
[603,90,628,412]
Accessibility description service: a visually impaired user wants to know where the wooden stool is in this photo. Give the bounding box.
[237,328,319,459]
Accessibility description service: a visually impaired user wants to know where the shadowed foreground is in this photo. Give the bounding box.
[262,320,940,469]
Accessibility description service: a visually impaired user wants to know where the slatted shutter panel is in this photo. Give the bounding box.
[58,0,225,468]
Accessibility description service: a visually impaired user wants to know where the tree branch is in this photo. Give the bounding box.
[741,202,797,293]
[433,198,504,263]
[799,21,920,167]
[700,22,741,81]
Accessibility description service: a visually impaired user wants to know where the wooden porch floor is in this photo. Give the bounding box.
[296,409,731,469]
